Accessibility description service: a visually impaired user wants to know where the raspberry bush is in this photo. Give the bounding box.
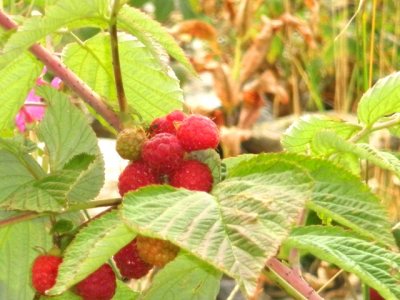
[0,1,399,300]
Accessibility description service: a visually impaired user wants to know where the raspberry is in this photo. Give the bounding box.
[114,238,152,279]
[75,264,116,300]
[118,161,159,196]
[177,115,219,151]
[369,289,384,300]
[32,255,62,294]
[149,111,186,136]
[136,236,179,267]
[170,160,213,192]
[141,133,184,174]
[116,127,147,160]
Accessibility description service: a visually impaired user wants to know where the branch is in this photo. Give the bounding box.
[0,10,122,132]
[0,198,122,228]
[109,0,127,113]
[266,257,323,300]
[349,113,400,143]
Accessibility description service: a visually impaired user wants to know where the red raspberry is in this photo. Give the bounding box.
[170,160,213,192]
[118,161,159,196]
[75,264,116,300]
[32,255,62,294]
[149,110,186,136]
[141,133,184,174]
[177,115,219,151]
[369,289,384,300]
[136,236,179,267]
[113,238,152,279]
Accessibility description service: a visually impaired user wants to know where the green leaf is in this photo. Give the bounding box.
[285,226,400,299]
[312,130,400,178]
[143,252,222,300]
[187,149,222,184]
[62,33,183,122]
[37,87,100,171]
[113,280,139,300]
[0,217,52,300]
[120,157,313,297]
[281,114,359,153]
[0,0,109,67]
[358,71,400,126]
[0,138,46,209]
[38,87,104,203]
[118,4,195,74]
[224,153,395,248]
[0,164,104,212]
[49,211,135,295]
[0,53,42,130]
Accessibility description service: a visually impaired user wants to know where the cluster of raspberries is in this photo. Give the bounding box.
[31,111,220,299]
[117,110,219,195]
[31,237,178,299]
[32,254,116,300]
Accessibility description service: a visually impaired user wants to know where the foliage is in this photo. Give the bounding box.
[0,1,399,300]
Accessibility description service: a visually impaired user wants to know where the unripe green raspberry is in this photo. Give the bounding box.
[116,127,147,160]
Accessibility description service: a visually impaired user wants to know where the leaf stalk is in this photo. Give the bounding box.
[109,0,127,114]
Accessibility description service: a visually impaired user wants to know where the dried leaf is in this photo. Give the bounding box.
[224,0,236,23]
[175,20,217,42]
[201,0,217,16]
[209,62,237,108]
[239,19,283,85]
[280,13,316,48]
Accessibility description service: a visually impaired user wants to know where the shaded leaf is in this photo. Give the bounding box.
[0,217,52,300]
[285,226,400,299]
[143,252,222,300]
[113,280,140,300]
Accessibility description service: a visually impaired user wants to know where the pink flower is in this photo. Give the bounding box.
[15,68,62,132]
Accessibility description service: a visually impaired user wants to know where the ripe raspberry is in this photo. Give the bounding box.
[149,110,186,136]
[369,289,384,300]
[75,264,116,300]
[32,255,62,294]
[141,133,184,174]
[136,236,179,267]
[113,238,152,279]
[118,161,159,196]
[177,115,219,151]
[170,160,213,192]
[116,127,147,160]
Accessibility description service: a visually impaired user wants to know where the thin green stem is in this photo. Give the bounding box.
[0,198,122,228]
[349,113,400,143]
[362,283,370,300]
[317,269,343,293]
[226,284,240,300]
[109,0,127,114]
